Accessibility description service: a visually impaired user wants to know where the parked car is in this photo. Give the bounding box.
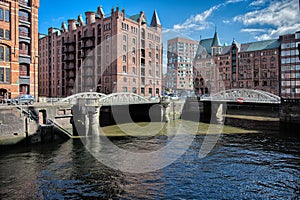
[12,94,35,105]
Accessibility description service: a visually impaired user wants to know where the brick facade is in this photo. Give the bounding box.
[0,0,39,100]
[39,6,162,98]
[193,32,281,96]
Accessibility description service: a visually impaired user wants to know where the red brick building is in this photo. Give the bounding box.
[194,31,281,96]
[39,6,162,97]
[0,0,39,101]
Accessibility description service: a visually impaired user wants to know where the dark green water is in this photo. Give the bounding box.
[0,119,299,199]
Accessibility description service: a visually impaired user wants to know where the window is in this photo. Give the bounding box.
[122,86,127,92]
[5,68,10,83]
[156,88,159,94]
[0,68,4,82]
[0,46,4,61]
[0,8,3,21]
[123,65,127,73]
[5,30,9,40]
[132,87,137,93]
[5,10,9,22]
[5,46,10,61]
[0,29,3,38]
[122,55,126,62]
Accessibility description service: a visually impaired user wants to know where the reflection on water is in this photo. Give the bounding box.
[0,120,299,199]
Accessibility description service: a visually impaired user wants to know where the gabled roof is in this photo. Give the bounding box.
[129,13,141,22]
[220,46,231,55]
[196,38,213,56]
[239,39,280,52]
[150,10,161,27]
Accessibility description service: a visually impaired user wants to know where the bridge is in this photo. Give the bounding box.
[59,92,160,105]
[200,89,281,104]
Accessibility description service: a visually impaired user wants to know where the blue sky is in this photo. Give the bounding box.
[39,0,300,45]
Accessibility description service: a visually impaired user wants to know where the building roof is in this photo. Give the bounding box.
[239,39,280,52]
[211,31,222,47]
[150,10,161,27]
[129,13,141,22]
[196,38,213,56]
[39,33,47,39]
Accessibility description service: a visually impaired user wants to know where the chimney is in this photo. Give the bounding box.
[85,11,96,24]
[68,19,76,31]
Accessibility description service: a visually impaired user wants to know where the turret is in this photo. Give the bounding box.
[68,19,77,31]
[85,11,96,24]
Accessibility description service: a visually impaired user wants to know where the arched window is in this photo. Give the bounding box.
[270,56,275,62]
[132,87,137,93]
[123,65,127,73]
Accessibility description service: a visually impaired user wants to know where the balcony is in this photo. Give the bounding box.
[19,31,29,38]
[64,41,76,46]
[65,64,75,70]
[19,50,29,56]
[81,35,95,40]
[82,43,95,49]
[64,56,75,62]
[19,0,30,7]
[19,71,29,76]
[66,82,75,87]
[19,16,30,23]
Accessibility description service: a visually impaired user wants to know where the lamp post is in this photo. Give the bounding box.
[34,54,39,101]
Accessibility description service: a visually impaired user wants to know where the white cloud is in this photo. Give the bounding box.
[234,0,300,40]
[240,28,266,33]
[167,0,244,35]
[249,0,268,6]
[222,20,231,24]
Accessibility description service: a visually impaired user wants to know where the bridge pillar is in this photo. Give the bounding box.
[72,98,101,136]
[160,97,171,122]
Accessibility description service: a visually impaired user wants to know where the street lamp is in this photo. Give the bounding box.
[34,54,39,101]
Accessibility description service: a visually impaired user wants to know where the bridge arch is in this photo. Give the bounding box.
[59,92,157,105]
[60,92,107,104]
[100,92,153,105]
[207,89,280,104]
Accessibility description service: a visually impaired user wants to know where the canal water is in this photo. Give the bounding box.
[0,118,299,199]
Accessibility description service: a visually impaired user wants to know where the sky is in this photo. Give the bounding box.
[39,0,300,45]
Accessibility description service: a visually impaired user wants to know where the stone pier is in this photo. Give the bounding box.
[280,99,300,124]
